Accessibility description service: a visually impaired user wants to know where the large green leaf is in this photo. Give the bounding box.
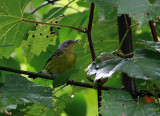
[118,0,160,26]
[87,0,119,20]
[0,0,35,58]
[87,0,160,26]
[100,90,160,116]
[87,49,160,81]
[0,74,54,108]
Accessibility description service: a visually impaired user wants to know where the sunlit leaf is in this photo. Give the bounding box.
[0,0,35,58]
[87,49,160,81]
[21,24,57,61]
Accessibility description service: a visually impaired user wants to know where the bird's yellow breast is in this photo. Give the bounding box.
[45,51,76,75]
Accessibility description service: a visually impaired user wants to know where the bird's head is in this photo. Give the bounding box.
[58,39,79,52]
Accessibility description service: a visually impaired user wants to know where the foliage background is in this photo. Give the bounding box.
[0,0,160,116]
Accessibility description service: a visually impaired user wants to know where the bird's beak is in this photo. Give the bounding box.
[73,39,79,44]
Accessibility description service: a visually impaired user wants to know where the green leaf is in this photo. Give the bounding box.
[21,24,57,61]
[140,40,160,52]
[118,0,152,26]
[0,74,54,108]
[155,22,160,37]
[100,90,160,116]
[87,0,119,20]
[87,49,160,81]
[53,93,72,115]
[87,0,160,26]
[0,0,35,58]
[52,69,79,88]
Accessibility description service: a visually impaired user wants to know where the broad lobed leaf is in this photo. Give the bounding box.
[0,0,35,58]
[87,49,160,81]
[21,24,57,61]
[87,0,160,26]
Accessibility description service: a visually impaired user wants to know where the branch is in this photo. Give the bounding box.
[67,80,120,90]
[22,18,86,33]
[1,65,160,98]
[86,2,96,61]
[0,66,120,90]
[149,20,158,42]
[0,66,56,80]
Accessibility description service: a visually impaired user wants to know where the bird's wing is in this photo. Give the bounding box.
[43,49,62,68]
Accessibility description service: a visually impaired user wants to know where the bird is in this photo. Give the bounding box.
[29,39,79,78]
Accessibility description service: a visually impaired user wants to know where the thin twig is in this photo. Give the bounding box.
[67,80,120,90]
[31,0,58,14]
[129,22,139,29]
[31,1,49,14]
[117,29,130,55]
[124,14,129,29]
[0,66,56,80]
[149,20,158,42]
[44,0,74,21]
[22,18,86,33]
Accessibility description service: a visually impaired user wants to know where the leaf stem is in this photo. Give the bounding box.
[117,29,130,55]
[44,0,74,21]
[22,18,86,33]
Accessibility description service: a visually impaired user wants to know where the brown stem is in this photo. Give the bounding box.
[86,2,96,61]
[67,80,120,90]
[22,18,86,33]
[0,66,56,80]
[149,20,158,42]
[97,79,102,116]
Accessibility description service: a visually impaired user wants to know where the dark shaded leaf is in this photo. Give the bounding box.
[100,90,160,116]
[0,74,54,108]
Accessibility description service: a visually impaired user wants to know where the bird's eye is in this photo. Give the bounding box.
[67,42,70,44]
